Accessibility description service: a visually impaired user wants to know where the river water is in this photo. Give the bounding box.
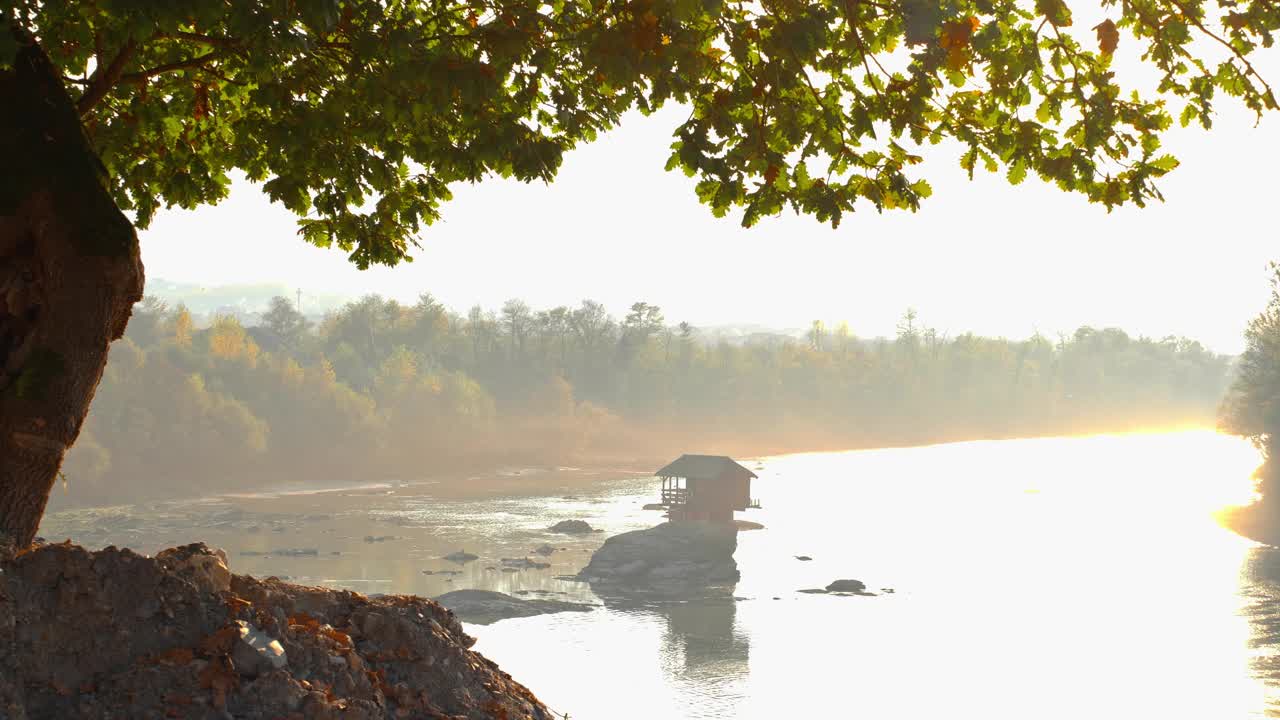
[39,430,1280,719]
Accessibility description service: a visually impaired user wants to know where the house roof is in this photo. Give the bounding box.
[655,454,757,480]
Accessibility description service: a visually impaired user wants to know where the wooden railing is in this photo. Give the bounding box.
[661,487,689,506]
[747,498,762,509]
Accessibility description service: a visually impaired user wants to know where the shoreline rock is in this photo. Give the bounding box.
[0,541,552,719]
[433,590,595,625]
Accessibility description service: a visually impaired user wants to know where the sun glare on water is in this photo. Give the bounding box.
[478,429,1279,720]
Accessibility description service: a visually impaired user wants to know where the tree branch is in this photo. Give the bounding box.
[119,50,226,84]
[1162,0,1276,110]
[76,39,138,117]
[163,31,241,48]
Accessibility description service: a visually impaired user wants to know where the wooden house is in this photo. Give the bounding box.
[655,454,759,524]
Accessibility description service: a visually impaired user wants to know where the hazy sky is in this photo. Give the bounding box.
[140,30,1279,354]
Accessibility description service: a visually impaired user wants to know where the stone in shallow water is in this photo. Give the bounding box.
[548,519,595,534]
[500,557,551,570]
[825,579,867,593]
[433,589,595,625]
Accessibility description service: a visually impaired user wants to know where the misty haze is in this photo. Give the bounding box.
[4,2,1280,720]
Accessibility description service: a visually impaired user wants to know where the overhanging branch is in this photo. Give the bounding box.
[75,39,137,117]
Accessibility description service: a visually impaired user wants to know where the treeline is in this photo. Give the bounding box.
[1220,265,1280,542]
[55,294,1232,509]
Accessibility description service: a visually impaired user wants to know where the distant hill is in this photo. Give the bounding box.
[144,278,350,323]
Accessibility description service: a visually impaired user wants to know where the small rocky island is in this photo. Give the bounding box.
[576,454,761,598]
[577,522,740,598]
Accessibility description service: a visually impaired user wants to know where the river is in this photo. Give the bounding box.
[38,430,1280,719]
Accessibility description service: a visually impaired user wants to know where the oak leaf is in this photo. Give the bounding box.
[939,17,980,72]
[1093,19,1119,56]
[1035,0,1073,27]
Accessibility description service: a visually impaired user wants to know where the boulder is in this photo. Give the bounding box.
[825,579,867,593]
[533,544,558,556]
[433,590,595,625]
[548,520,594,534]
[155,542,231,595]
[443,550,479,563]
[231,619,288,677]
[577,522,740,598]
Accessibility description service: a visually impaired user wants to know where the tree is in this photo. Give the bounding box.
[1221,264,1280,504]
[125,296,169,348]
[1,0,1277,546]
[262,296,311,350]
[806,320,827,351]
[500,299,533,359]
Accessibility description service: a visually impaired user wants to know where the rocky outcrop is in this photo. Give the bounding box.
[576,522,739,598]
[0,541,551,719]
[433,590,594,626]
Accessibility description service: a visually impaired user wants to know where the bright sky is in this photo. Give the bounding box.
[140,25,1280,354]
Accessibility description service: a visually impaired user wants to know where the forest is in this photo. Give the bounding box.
[52,293,1232,510]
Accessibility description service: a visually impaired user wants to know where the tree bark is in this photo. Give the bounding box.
[0,37,143,549]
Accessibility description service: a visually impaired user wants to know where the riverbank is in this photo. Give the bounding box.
[48,418,1217,513]
[0,541,552,719]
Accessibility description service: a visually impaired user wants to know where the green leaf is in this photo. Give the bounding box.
[1007,159,1028,185]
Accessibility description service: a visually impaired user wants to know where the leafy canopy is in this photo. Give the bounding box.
[1221,263,1280,453]
[3,0,1276,266]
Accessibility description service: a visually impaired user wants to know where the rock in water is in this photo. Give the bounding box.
[433,590,595,625]
[825,579,867,593]
[577,522,740,598]
[0,542,553,719]
[500,557,552,570]
[548,519,594,534]
[443,550,480,563]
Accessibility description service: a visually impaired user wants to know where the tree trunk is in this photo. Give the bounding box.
[0,38,143,549]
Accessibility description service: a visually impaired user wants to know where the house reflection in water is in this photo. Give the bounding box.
[657,599,751,699]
